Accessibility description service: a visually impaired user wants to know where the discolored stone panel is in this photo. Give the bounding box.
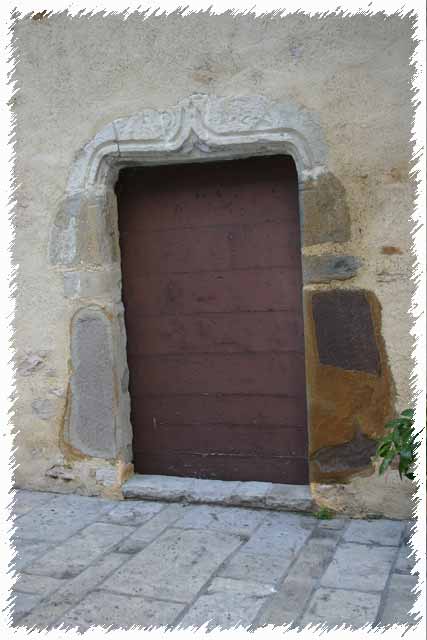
[311,430,378,475]
[312,290,380,374]
[68,307,117,458]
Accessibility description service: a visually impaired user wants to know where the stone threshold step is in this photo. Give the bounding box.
[123,475,314,513]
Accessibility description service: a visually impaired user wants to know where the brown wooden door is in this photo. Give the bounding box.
[116,155,308,484]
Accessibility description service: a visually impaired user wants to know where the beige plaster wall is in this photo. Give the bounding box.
[12,11,416,516]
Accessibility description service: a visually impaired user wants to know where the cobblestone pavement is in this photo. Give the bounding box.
[8,490,420,632]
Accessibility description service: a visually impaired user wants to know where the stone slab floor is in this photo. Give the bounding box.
[7,490,420,633]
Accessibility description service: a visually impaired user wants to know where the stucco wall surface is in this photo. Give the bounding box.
[11,11,416,516]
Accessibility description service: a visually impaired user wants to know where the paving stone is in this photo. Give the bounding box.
[15,494,114,542]
[10,490,57,518]
[343,519,405,546]
[207,577,277,596]
[256,535,340,626]
[117,503,189,553]
[301,587,382,628]
[255,576,315,626]
[13,573,67,597]
[265,484,314,512]
[60,590,184,632]
[97,500,165,526]
[178,587,268,631]
[403,520,417,545]
[321,543,397,592]
[174,504,266,537]
[241,512,315,556]
[395,543,417,574]
[18,553,128,629]
[379,574,420,626]
[102,527,242,603]
[10,592,42,624]
[25,522,135,578]
[11,538,54,572]
[220,550,294,586]
[287,535,340,580]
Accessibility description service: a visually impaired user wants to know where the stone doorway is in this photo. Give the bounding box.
[48,94,394,495]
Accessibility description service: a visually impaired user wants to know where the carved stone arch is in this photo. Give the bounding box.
[52,94,330,472]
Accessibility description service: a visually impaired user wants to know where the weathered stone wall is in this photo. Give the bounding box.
[12,11,416,516]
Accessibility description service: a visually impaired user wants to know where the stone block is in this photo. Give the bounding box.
[122,474,195,501]
[69,306,117,458]
[301,172,351,246]
[60,589,184,632]
[257,576,316,626]
[379,573,420,626]
[63,268,121,300]
[116,503,189,553]
[257,532,342,626]
[265,484,314,512]
[13,573,66,597]
[15,493,114,542]
[395,543,417,574]
[26,522,135,578]
[343,519,405,546]
[229,481,271,507]
[11,592,41,624]
[102,527,242,603]
[208,577,277,596]
[19,553,128,629]
[49,193,82,266]
[220,551,294,586]
[11,490,57,518]
[312,432,378,475]
[241,512,316,556]
[321,542,396,592]
[178,587,268,631]
[301,587,382,628]
[287,535,340,581]
[173,504,266,537]
[303,255,361,284]
[11,539,54,572]
[187,478,241,504]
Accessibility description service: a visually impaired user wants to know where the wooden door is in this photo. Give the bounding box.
[116,155,308,483]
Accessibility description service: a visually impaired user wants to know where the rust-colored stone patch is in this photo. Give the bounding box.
[381,246,403,255]
[305,288,395,483]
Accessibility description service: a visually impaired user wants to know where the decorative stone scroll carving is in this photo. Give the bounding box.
[49,93,327,268]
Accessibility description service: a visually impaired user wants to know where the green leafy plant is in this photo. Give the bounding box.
[376,408,422,481]
[314,507,334,520]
